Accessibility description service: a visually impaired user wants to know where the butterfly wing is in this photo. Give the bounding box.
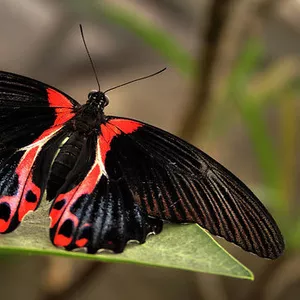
[49,116,284,258]
[49,130,163,253]
[0,71,79,232]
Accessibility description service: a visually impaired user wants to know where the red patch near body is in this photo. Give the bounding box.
[100,119,142,163]
[47,88,74,109]
[108,119,142,134]
[47,88,75,126]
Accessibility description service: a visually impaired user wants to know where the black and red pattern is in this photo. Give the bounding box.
[0,70,284,258]
[0,72,76,232]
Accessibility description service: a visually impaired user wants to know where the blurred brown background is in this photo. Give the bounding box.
[0,0,300,299]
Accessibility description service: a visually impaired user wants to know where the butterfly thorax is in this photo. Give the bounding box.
[66,91,109,135]
[46,92,108,198]
[68,105,104,135]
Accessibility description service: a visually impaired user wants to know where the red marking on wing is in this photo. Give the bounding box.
[47,88,75,126]
[75,223,91,247]
[0,125,64,232]
[55,234,73,248]
[100,119,142,163]
[0,147,40,231]
[0,88,75,233]
[50,120,142,248]
[47,88,73,109]
[18,176,41,222]
[50,164,101,247]
[76,238,88,248]
[99,123,120,163]
[108,119,142,134]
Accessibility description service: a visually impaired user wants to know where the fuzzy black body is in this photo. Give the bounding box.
[47,100,105,199]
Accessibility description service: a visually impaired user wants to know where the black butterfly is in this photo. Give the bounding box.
[0,27,284,259]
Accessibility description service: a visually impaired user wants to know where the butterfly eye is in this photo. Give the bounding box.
[104,95,109,107]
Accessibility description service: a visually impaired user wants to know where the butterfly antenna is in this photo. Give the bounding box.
[79,24,101,91]
[104,67,167,94]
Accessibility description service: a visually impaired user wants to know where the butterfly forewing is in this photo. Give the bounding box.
[102,117,284,259]
[0,71,79,232]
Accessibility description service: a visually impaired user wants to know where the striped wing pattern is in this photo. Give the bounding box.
[105,117,284,259]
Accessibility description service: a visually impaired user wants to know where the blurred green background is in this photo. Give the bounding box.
[0,0,299,299]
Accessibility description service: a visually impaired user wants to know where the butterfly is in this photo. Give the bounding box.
[0,28,284,259]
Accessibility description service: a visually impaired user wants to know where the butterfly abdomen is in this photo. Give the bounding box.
[47,133,86,200]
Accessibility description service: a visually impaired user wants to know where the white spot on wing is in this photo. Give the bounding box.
[97,136,108,178]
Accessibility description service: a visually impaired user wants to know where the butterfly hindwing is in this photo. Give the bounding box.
[0,71,79,232]
[49,129,162,253]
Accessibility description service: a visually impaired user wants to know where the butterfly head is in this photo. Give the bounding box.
[87,90,109,110]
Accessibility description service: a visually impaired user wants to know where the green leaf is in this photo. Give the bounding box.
[0,202,253,279]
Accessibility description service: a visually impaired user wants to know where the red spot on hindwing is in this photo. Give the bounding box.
[75,224,91,248]
[76,238,88,248]
[0,147,41,232]
[50,165,101,247]
[54,234,73,248]
[0,122,64,233]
